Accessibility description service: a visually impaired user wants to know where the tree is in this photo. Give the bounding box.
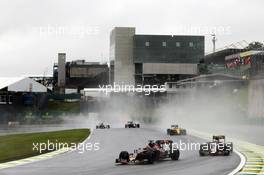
[245,41,264,50]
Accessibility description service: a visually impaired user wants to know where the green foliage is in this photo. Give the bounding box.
[245,41,264,50]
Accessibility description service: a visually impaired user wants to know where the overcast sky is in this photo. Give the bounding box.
[0,0,263,76]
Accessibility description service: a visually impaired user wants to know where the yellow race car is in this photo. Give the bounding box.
[167,125,187,135]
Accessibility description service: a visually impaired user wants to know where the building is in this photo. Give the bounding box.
[0,77,48,123]
[53,53,109,92]
[110,27,135,85]
[58,53,66,87]
[225,50,264,118]
[225,50,264,78]
[110,27,205,86]
[166,73,246,91]
[205,48,245,65]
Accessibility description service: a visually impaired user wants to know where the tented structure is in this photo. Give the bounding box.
[0,77,47,93]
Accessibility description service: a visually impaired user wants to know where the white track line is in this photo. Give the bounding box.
[228,150,247,175]
[189,130,247,175]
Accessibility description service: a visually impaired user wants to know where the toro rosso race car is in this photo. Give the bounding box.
[167,125,187,135]
[125,121,140,128]
[199,135,233,156]
[115,140,180,164]
[96,122,110,129]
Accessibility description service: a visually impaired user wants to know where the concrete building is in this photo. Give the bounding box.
[58,53,66,87]
[110,27,135,85]
[54,54,109,91]
[110,27,204,86]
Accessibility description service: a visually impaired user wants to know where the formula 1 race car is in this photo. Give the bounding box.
[115,140,180,164]
[96,122,110,129]
[199,135,233,156]
[125,121,140,128]
[167,125,187,135]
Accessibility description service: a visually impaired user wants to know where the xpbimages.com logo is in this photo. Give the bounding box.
[32,140,100,154]
[171,141,233,152]
[98,82,166,95]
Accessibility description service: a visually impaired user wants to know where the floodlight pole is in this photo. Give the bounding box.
[211,34,217,53]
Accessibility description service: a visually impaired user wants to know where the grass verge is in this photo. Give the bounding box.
[0,129,90,163]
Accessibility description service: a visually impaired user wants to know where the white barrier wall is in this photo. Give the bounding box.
[248,79,264,118]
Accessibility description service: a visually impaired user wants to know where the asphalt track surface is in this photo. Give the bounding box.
[0,128,240,175]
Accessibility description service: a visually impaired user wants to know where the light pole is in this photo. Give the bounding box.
[211,33,217,53]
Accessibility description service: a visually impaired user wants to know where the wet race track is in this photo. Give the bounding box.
[0,128,240,175]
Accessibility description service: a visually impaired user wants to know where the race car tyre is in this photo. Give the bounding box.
[147,152,155,164]
[199,151,206,156]
[230,143,233,152]
[167,129,170,135]
[137,124,140,128]
[119,151,130,163]
[153,150,160,161]
[224,150,230,156]
[181,130,187,135]
[171,149,180,160]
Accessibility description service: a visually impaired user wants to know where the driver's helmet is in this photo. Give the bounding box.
[214,137,220,142]
[148,141,155,148]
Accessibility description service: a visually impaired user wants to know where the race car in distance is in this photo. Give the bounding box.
[167,125,187,135]
[125,121,140,128]
[96,122,110,129]
[115,140,180,164]
[199,135,233,156]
